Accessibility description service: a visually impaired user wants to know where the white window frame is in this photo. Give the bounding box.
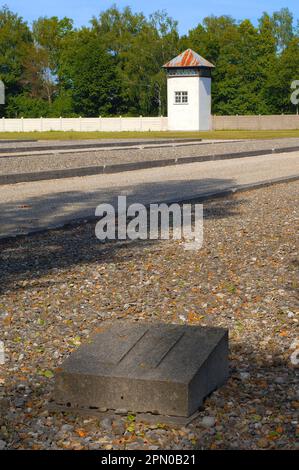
[174,91,188,105]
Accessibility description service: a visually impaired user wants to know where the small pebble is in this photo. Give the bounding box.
[0,440,6,450]
[201,416,216,428]
[100,417,113,432]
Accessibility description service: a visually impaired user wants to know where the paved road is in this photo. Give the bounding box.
[0,151,298,238]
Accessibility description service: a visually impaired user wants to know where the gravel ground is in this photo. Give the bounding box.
[0,138,189,149]
[0,181,298,450]
[2,138,299,175]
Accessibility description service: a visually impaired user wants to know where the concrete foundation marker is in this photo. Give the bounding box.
[52,322,229,424]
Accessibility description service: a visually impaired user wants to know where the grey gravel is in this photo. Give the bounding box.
[2,138,299,176]
[0,181,298,450]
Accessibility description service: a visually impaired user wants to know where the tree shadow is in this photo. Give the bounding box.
[1,176,241,236]
[0,177,247,293]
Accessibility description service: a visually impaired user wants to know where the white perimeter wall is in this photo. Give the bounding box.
[0,116,168,132]
[1,114,299,132]
[213,114,299,130]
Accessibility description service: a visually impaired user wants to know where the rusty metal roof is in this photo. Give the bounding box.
[163,49,214,68]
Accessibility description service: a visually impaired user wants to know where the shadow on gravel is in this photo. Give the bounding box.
[194,344,298,449]
[0,176,239,238]
[0,177,247,293]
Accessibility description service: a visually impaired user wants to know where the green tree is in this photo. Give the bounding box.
[6,93,50,118]
[186,15,277,115]
[264,38,299,113]
[273,7,294,51]
[21,44,57,104]
[32,16,73,71]
[91,6,179,115]
[0,4,298,118]
[22,16,75,108]
[0,6,32,116]
[119,10,179,115]
[59,29,121,116]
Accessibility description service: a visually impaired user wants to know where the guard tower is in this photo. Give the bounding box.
[163,49,214,131]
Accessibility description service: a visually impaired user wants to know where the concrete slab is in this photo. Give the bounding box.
[48,402,202,426]
[53,322,229,419]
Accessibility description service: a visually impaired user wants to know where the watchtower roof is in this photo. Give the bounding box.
[163,49,214,69]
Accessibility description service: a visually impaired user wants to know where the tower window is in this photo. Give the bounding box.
[174,91,188,104]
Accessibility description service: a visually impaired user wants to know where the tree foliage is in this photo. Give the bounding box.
[0,5,298,117]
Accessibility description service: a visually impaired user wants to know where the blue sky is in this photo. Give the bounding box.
[4,1,299,34]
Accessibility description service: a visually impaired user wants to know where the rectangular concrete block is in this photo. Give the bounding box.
[54,322,229,418]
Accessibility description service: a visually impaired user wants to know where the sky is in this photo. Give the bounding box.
[3,1,299,34]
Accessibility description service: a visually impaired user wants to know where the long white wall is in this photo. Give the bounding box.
[1,114,299,132]
[0,116,168,132]
[212,114,299,130]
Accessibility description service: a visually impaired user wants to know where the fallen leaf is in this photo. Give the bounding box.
[43,370,54,379]
[75,429,87,438]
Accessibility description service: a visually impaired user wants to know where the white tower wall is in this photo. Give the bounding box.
[198,77,212,130]
[167,75,212,131]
